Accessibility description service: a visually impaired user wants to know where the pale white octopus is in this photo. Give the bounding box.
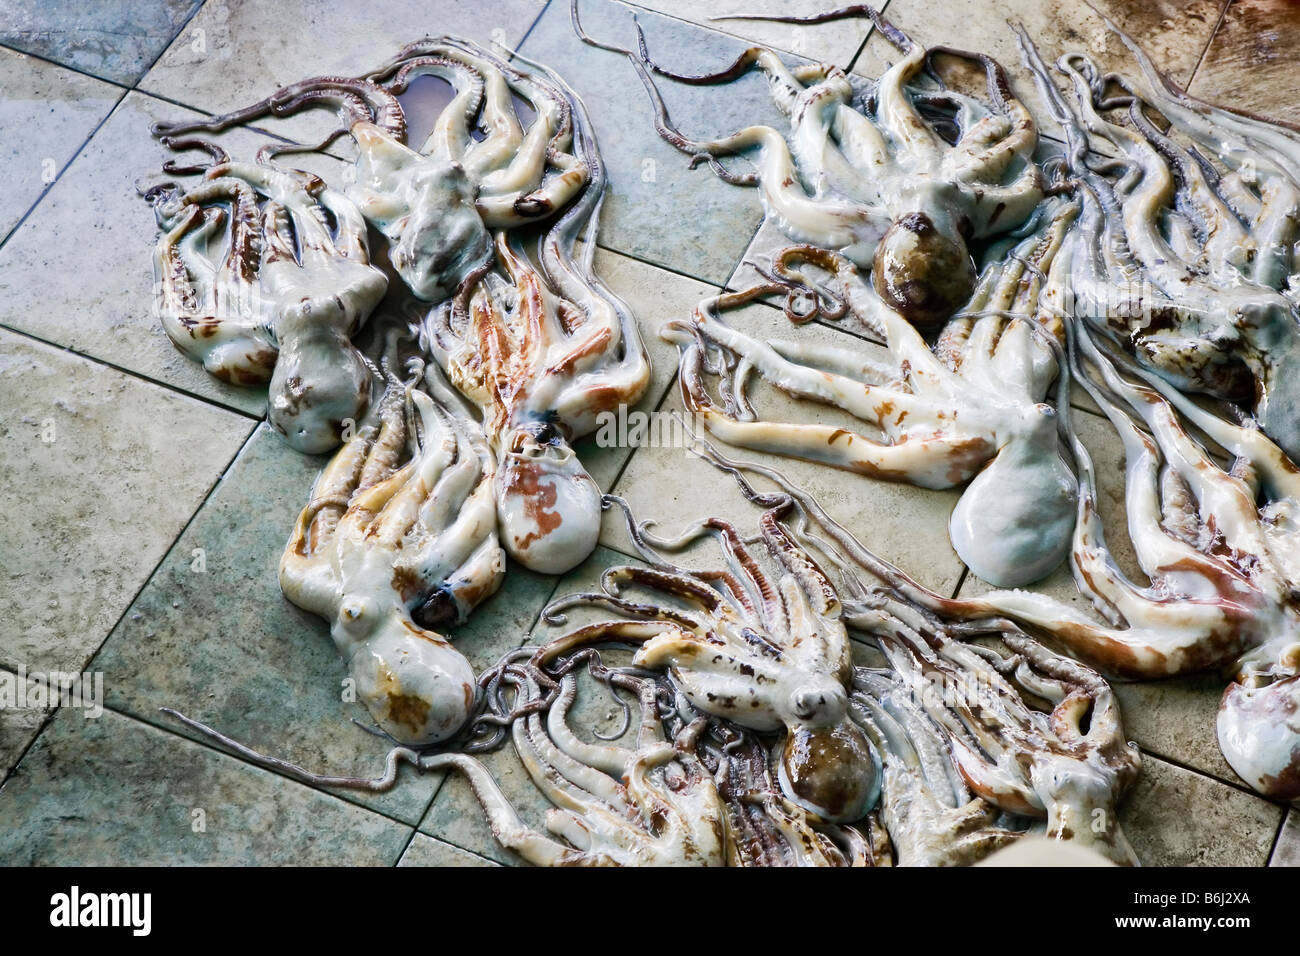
[528,493,881,825]
[695,441,1140,864]
[926,319,1300,802]
[149,157,387,453]
[154,36,589,302]
[277,361,504,745]
[576,0,1043,326]
[663,197,1079,587]
[421,81,650,575]
[1018,20,1300,462]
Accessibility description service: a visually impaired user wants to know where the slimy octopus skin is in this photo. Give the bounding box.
[933,320,1300,801]
[1018,21,1300,463]
[149,157,386,453]
[422,78,650,576]
[531,494,881,825]
[575,0,1043,327]
[153,37,589,302]
[663,197,1079,588]
[696,442,1140,864]
[278,362,504,746]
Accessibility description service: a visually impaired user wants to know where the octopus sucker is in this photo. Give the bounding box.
[148,160,387,453]
[277,359,505,746]
[574,0,1044,328]
[663,195,1079,588]
[422,72,650,575]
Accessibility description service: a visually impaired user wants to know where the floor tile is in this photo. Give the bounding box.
[519,0,793,284]
[0,707,410,865]
[0,329,253,675]
[603,299,968,595]
[853,0,1225,140]
[626,0,885,66]
[1272,810,1298,867]
[398,832,499,866]
[0,47,121,243]
[1189,0,1300,124]
[0,669,53,780]
[138,0,545,116]
[0,91,278,415]
[573,246,717,491]
[1119,753,1282,866]
[90,422,557,825]
[0,0,202,85]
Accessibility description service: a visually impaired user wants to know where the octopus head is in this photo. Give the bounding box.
[267,333,372,454]
[777,681,880,823]
[495,422,601,575]
[872,212,977,327]
[333,598,477,746]
[949,404,1076,587]
[1218,672,1300,801]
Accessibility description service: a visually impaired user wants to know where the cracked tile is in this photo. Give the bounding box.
[0,329,253,675]
[0,707,411,865]
[0,669,53,780]
[1271,810,1298,867]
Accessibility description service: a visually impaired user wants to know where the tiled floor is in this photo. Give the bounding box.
[0,0,1295,866]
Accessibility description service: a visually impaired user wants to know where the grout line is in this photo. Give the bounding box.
[593,238,734,288]
[0,323,265,421]
[0,39,133,90]
[513,0,553,56]
[1138,746,1292,809]
[846,0,891,73]
[130,0,210,93]
[1264,809,1288,866]
[0,86,128,255]
[1186,0,1234,90]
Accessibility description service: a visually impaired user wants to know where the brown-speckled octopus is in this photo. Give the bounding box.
[422,71,650,575]
[147,152,387,453]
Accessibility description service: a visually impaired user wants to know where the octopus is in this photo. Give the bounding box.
[277,359,504,745]
[692,441,1140,865]
[574,0,1044,326]
[147,155,387,453]
[931,318,1300,801]
[421,76,650,575]
[1017,19,1300,462]
[662,196,1079,588]
[153,36,590,302]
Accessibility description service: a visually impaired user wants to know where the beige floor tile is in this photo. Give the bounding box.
[398,832,500,866]
[1190,0,1300,124]
[0,47,121,242]
[0,707,411,865]
[0,329,254,674]
[1271,810,1298,867]
[0,669,53,781]
[1120,753,1283,866]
